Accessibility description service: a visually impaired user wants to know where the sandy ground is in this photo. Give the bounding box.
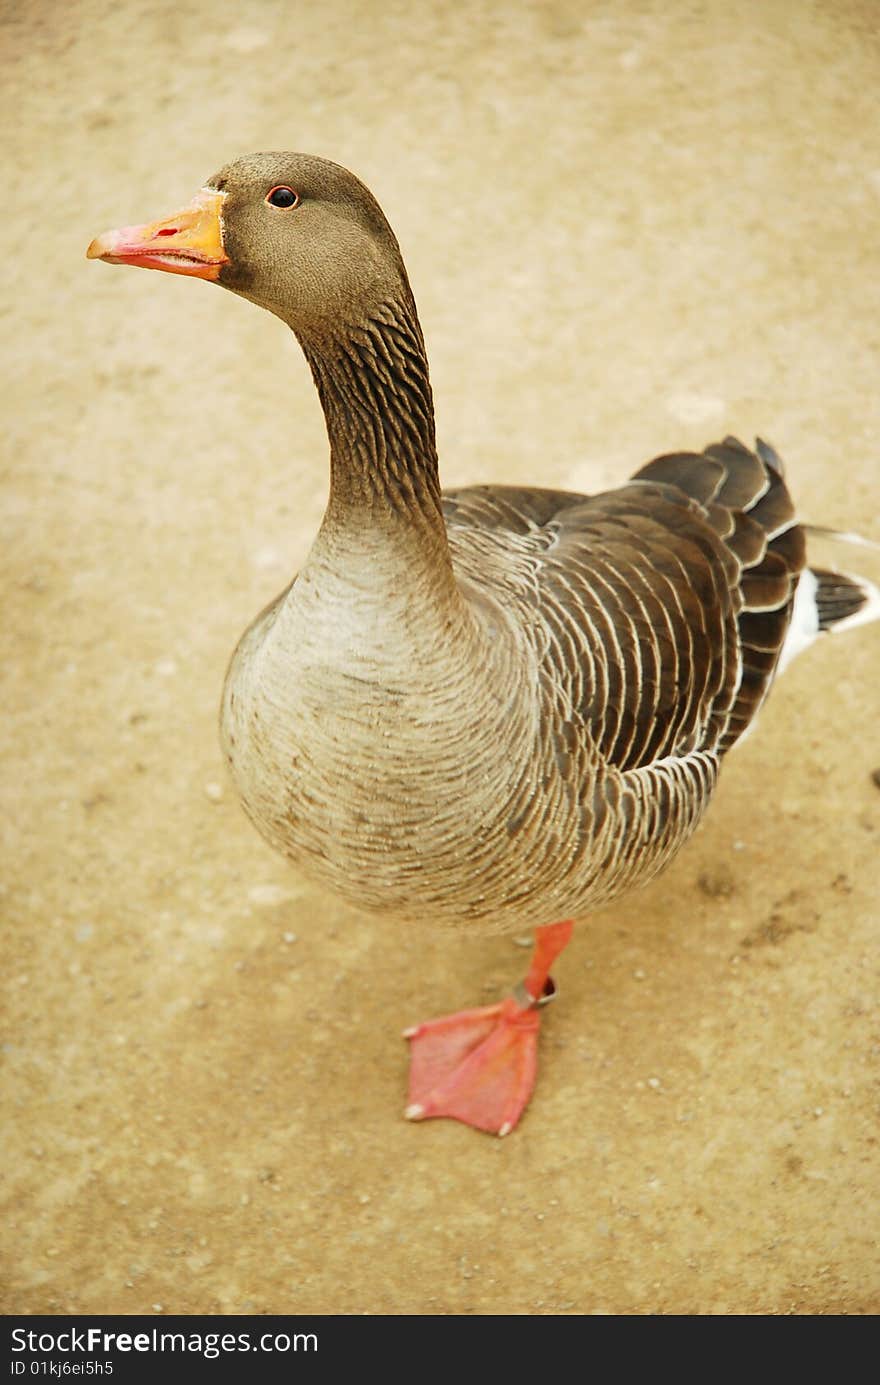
[3,0,880,1316]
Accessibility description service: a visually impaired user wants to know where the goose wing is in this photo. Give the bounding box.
[443,436,805,773]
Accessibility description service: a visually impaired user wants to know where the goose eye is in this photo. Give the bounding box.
[266,185,300,209]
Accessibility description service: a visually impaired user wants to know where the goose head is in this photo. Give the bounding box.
[87,152,413,342]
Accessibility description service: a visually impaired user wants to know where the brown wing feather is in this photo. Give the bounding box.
[443,436,804,772]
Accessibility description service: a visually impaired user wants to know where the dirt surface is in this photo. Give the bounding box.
[4,0,880,1316]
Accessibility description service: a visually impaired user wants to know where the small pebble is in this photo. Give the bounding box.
[647,1077,661,1090]
[224,26,269,51]
[204,782,223,802]
[249,883,288,906]
[665,391,725,426]
[252,545,283,569]
[283,931,297,944]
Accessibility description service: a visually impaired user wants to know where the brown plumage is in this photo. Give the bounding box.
[88,153,878,1133]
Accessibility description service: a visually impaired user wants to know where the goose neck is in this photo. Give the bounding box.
[301,296,444,539]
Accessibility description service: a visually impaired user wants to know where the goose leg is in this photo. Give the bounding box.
[403,919,574,1136]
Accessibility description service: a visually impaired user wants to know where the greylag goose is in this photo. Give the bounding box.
[87,153,879,1136]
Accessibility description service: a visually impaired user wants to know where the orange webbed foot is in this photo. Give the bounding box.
[403,920,574,1136]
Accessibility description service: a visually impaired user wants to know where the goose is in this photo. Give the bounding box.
[87,153,879,1136]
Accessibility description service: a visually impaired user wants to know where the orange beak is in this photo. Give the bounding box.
[86,189,228,280]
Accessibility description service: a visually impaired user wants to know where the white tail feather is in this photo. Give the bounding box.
[777,569,819,674]
[802,524,880,553]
